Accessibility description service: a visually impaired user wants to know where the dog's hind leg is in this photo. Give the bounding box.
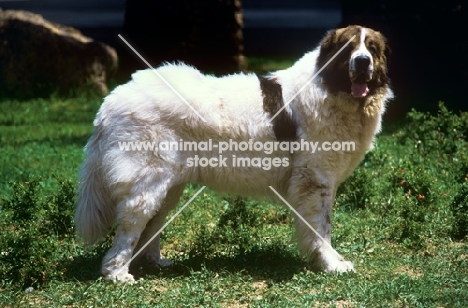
[101,180,176,283]
[288,169,355,273]
[132,184,186,269]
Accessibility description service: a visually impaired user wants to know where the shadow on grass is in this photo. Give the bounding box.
[59,238,112,283]
[132,244,306,283]
[60,242,305,284]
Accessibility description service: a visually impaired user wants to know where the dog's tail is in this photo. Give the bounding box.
[75,131,115,245]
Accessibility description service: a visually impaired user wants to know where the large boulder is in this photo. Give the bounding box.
[0,9,118,98]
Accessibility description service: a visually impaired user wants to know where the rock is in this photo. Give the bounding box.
[0,9,118,98]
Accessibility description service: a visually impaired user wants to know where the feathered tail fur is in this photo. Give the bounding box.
[75,129,115,244]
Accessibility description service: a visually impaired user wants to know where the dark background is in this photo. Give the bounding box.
[1,0,466,120]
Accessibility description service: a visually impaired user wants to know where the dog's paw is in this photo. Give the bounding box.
[329,260,355,273]
[310,249,356,274]
[103,271,135,284]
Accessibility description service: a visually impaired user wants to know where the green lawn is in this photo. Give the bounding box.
[1,88,467,307]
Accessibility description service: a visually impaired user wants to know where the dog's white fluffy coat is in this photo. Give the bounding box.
[75,26,393,282]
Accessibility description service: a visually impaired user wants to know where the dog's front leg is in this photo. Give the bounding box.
[288,168,354,273]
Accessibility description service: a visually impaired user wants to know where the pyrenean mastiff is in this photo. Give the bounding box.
[75,25,393,282]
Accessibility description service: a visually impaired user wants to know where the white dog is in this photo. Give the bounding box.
[75,25,393,282]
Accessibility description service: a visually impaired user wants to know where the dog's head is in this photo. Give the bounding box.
[317,25,390,98]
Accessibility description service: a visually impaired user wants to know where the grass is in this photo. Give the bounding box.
[246,56,296,75]
[0,82,467,306]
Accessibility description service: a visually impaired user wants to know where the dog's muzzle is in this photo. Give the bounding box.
[349,54,373,98]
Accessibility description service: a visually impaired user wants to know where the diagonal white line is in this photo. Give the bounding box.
[118,34,208,123]
[268,186,345,262]
[120,185,207,272]
[269,35,356,122]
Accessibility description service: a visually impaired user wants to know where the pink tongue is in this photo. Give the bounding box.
[351,83,369,97]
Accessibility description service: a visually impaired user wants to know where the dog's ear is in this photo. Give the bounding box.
[319,29,338,56]
[374,30,391,61]
[316,29,339,69]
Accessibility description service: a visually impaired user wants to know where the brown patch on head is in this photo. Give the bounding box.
[361,27,390,87]
[317,25,390,98]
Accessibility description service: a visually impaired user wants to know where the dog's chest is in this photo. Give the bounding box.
[297,97,382,181]
[312,98,380,144]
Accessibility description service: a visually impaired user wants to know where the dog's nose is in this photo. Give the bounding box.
[354,55,371,72]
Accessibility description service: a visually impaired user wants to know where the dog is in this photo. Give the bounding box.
[75,25,392,282]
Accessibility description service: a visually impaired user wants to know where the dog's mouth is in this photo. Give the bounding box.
[351,82,369,98]
[350,72,372,98]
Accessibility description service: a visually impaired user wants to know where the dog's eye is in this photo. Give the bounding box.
[367,44,378,54]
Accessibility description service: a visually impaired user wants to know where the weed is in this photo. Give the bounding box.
[336,167,376,210]
[451,182,468,240]
[0,178,76,288]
